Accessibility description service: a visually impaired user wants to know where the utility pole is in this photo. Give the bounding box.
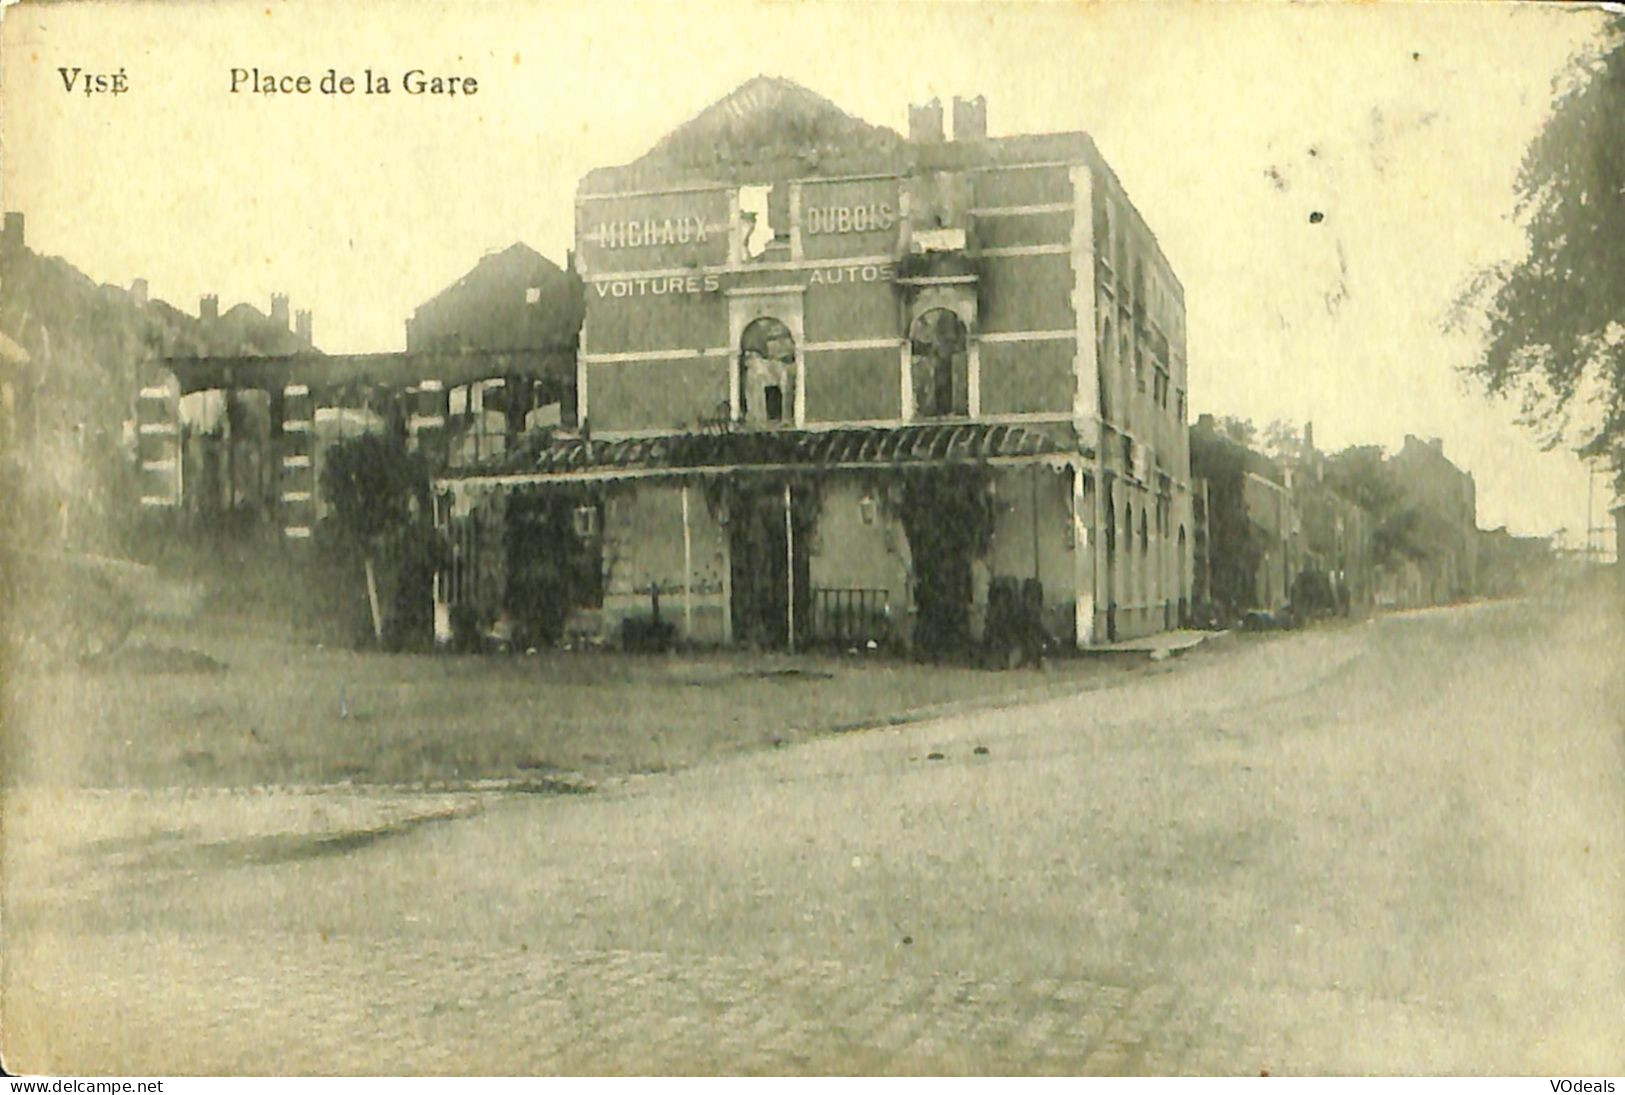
[1582,461,1617,565]
[1586,462,1596,563]
[784,481,795,655]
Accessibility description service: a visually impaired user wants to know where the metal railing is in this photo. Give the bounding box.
[812,587,890,647]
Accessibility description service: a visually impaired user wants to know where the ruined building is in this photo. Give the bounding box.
[436,77,1193,652]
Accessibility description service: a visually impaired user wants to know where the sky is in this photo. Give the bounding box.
[1,0,1617,540]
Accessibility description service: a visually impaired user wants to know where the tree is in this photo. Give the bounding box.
[1259,419,1304,465]
[1323,446,1400,517]
[1214,415,1258,449]
[318,432,434,646]
[1459,17,1625,489]
[1323,446,1432,565]
[1189,421,1269,615]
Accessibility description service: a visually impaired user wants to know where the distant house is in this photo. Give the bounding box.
[1385,435,1478,604]
[1283,424,1374,615]
[0,212,304,543]
[115,235,578,548]
[168,293,320,525]
[1295,476,1374,613]
[1476,526,1555,598]
[406,242,584,466]
[407,242,582,355]
[1189,415,1302,618]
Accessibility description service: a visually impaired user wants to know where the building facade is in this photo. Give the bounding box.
[1385,434,1478,604]
[436,78,1193,653]
[1189,417,1378,622]
[1189,416,1299,619]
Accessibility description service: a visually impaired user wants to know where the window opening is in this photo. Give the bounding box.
[910,308,969,418]
[739,185,775,261]
[738,316,796,424]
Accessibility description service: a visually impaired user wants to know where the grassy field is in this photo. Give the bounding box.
[7,611,1141,790]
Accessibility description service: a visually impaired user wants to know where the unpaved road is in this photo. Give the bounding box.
[4,597,1621,1074]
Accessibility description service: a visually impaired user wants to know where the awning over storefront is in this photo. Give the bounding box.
[439,421,1069,484]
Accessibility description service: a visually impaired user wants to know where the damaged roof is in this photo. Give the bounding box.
[580,76,1111,194]
[441,421,1065,481]
[634,76,903,174]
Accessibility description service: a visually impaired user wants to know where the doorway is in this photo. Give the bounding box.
[728,483,811,650]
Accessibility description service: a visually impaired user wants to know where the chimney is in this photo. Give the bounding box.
[130,278,148,307]
[952,95,987,142]
[2,211,23,255]
[909,98,944,144]
[270,293,290,329]
[295,309,312,344]
[200,294,219,322]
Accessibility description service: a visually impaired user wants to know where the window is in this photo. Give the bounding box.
[1119,323,1135,396]
[1105,482,1117,553]
[738,316,797,424]
[910,308,969,417]
[1098,313,1115,420]
[1100,201,1116,275]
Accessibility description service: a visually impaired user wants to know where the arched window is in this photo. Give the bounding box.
[910,308,968,418]
[738,317,796,423]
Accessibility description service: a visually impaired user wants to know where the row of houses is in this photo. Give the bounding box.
[0,211,322,551]
[1186,413,1551,622]
[2,77,1582,656]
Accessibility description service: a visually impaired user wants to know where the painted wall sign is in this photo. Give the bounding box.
[586,216,712,250]
[803,203,896,235]
[594,266,891,298]
[799,179,902,262]
[808,264,894,285]
[594,274,722,298]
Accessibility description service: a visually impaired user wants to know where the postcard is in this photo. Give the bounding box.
[2,0,1621,1077]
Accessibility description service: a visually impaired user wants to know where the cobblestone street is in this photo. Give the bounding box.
[8,929,1472,1075]
[6,598,1622,1074]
